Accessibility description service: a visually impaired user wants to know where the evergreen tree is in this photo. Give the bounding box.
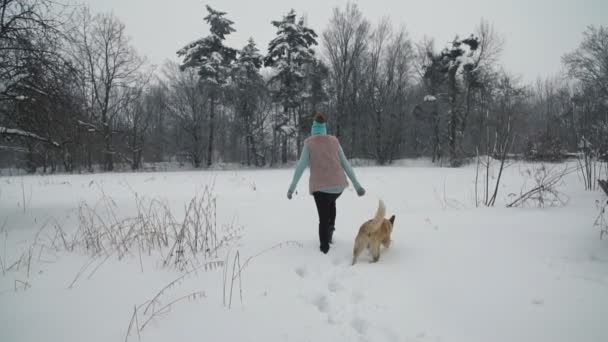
[177,5,237,167]
[233,38,265,166]
[264,9,318,164]
[422,35,480,166]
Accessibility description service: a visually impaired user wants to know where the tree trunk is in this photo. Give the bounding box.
[349,83,359,157]
[26,142,35,174]
[102,110,113,171]
[50,151,56,173]
[295,109,302,157]
[207,92,215,168]
[375,109,383,165]
[86,143,93,172]
[245,113,252,166]
[448,68,458,167]
[350,109,357,157]
[336,94,345,139]
[432,105,441,163]
[63,147,73,173]
[281,133,288,164]
[42,150,48,173]
[131,120,138,170]
[270,123,277,167]
[459,83,473,155]
[192,124,201,168]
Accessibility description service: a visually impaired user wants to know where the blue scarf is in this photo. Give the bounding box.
[311,121,327,135]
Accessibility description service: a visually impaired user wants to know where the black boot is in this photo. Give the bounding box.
[319,224,330,254]
[328,226,335,244]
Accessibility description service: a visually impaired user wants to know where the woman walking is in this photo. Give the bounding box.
[287,112,365,253]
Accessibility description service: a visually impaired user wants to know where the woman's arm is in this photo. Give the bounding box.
[338,145,363,191]
[288,145,310,194]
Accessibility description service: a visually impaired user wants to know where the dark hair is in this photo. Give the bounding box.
[313,112,326,124]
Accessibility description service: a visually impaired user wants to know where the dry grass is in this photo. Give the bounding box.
[0,219,7,276]
[222,241,303,309]
[124,260,223,342]
[123,241,304,341]
[2,218,58,289]
[2,184,242,292]
[507,164,576,208]
[594,198,608,239]
[72,184,241,272]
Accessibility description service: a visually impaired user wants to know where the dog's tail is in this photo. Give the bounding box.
[369,199,386,232]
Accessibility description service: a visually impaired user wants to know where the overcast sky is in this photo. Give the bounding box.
[79,0,607,83]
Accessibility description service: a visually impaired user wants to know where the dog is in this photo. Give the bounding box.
[352,200,395,265]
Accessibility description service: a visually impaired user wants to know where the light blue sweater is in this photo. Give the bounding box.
[288,130,363,194]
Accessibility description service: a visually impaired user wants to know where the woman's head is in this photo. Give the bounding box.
[311,112,327,135]
[313,112,326,124]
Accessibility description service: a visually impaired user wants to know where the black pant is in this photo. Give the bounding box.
[313,191,342,250]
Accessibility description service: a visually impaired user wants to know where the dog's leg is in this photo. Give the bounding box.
[382,238,391,248]
[370,241,381,263]
[352,239,363,265]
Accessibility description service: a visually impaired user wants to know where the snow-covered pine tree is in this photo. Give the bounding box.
[297,58,329,154]
[423,35,480,166]
[232,38,265,166]
[234,38,264,92]
[304,58,329,115]
[264,9,318,164]
[177,5,237,167]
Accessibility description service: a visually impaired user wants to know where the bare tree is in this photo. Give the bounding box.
[364,19,414,164]
[563,26,608,100]
[483,73,525,206]
[322,2,369,139]
[162,61,208,168]
[122,69,154,170]
[0,0,70,167]
[68,8,144,171]
[563,25,608,189]
[142,83,170,163]
[0,0,64,102]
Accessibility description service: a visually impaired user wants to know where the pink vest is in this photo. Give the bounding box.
[304,135,349,194]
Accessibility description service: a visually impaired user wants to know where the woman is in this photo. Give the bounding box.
[287,112,365,254]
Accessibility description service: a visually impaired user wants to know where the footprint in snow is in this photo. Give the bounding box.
[328,279,344,293]
[311,294,330,313]
[332,256,343,266]
[531,298,544,306]
[351,317,369,335]
[351,290,365,304]
[295,265,308,278]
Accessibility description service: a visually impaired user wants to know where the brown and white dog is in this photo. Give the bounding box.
[352,200,395,265]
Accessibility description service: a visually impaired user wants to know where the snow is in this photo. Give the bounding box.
[1,162,607,342]
[270,41,290,53]
[209,51,223,63]
[424,95,437,102]
[456,55,476,67]
[77,120,99,132]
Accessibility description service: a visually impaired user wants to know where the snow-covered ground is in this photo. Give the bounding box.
[1,161,607,342]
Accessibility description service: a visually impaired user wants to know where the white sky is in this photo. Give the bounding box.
[79,0,607,83]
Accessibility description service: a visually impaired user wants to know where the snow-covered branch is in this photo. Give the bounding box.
[0,126,60,147]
